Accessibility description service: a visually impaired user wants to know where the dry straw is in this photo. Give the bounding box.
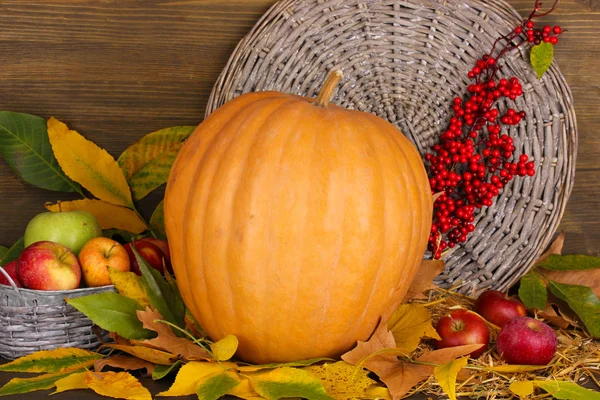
[0,268,114,359]
[418,288,600,399]
[207,0,577,292]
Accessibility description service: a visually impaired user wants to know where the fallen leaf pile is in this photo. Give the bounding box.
[0,253,598,400]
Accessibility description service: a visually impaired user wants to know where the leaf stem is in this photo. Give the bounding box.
[152,318,229,370]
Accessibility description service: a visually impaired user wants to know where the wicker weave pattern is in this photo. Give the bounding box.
[207,0,577,292]
[0,268,114,359]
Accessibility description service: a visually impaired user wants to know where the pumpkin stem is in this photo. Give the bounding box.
[314,70,343,107]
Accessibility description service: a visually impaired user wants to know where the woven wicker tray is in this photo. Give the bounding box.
[0,268,114,359]
[207,0,576,292]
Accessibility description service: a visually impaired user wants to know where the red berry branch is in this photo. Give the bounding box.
[426,0,563,259]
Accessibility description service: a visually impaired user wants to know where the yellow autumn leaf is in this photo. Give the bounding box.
[108,267,149,307]
[387,303,441,352]
[53,371,88,394]
[45,199,147,233]
[248,367,332,400]
[228,378,263,400]
[47,117,134,208]
[85,370,152,400]
[510,381,534,398]
[433,356,469,400]
[102,344,176,365]
[117,126,194,200]
[364,384,392,400]
[158,361,237,396]
[196,371,242,400]
[0,347,102,373]
[210,334,239,361]
[304,361,376,400]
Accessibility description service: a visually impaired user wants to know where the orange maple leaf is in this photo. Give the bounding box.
[132,307,211,361]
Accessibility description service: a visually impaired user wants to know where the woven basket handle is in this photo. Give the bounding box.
[0,265,25,305]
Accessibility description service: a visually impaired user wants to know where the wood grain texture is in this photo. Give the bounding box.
[0,0,598,259]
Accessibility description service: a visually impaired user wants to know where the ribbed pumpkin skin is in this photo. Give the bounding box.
[164,91,432,364]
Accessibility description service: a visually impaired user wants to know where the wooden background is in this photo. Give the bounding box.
[0,0,599,398]
[0,0,598,254]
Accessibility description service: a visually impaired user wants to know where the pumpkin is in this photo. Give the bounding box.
[164,71,432,364]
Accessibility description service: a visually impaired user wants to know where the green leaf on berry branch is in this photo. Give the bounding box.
[547,280,600,338]
[538,254,600,271]
[518,271,548,310]
[530,42,554,78]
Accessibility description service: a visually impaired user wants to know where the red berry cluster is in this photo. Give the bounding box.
[520,22,562,45]
[426,0,560,258]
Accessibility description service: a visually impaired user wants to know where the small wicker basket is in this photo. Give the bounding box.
[0,267,114,359]
[207,0,577,293]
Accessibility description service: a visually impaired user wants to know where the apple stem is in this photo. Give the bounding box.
[58,249,70,262]
[105,243,118,258]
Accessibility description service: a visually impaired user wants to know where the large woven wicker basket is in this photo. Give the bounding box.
[0,268,114,359]
[207,0,577,293]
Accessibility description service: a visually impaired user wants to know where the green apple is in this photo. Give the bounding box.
[24,210,102,255]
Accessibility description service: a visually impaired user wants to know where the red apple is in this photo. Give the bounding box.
[17,241,81,290]
[496,316,557,365]
[435,309,490,358]
[0,261,23,288]
[78,237,130,287]
[136,237,172,274]
[124,240,165,275]
[474,290,527,327]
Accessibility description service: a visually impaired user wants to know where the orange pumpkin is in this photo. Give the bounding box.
[164,71,432,364]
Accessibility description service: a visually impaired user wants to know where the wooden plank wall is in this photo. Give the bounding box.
[0,0,598,256]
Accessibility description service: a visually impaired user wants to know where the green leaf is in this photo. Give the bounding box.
[530,42,554,79]
[152,360,182,380]
[149,200,166,240]
[0,112,81,193]
[0,237,24,265]
[196,371,241,400]
[117,126,194,201]
[534,380,600,399]
[519,271,548,309]
[134,247,185,329]
[0,247,7,262]
[248,367,333,400]
[539,254,600,271]
[548,280,600,338]
[0,348,102,373]
[0,371,76,396]
[66,292,154,339]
